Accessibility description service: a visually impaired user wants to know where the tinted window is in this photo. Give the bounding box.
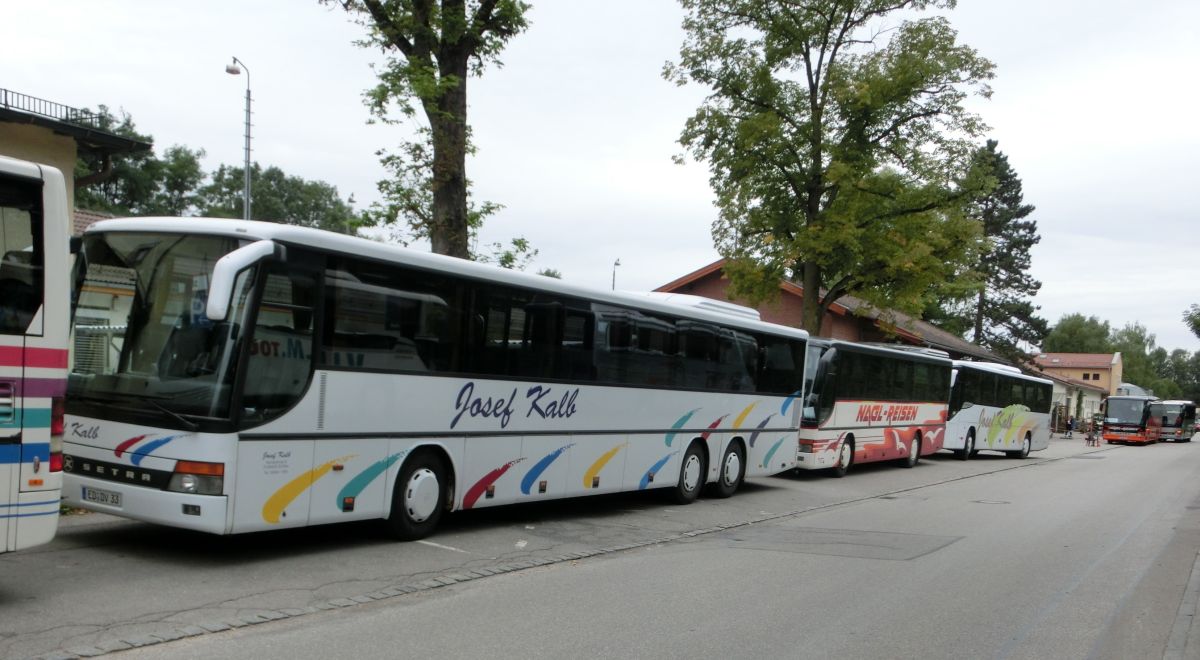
[0,175,44,335]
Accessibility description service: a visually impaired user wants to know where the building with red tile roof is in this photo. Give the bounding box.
[1031,352,1123,396]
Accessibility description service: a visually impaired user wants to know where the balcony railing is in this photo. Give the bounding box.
[0,88,103,127]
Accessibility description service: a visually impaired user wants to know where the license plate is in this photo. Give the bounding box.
[82,486,122,508]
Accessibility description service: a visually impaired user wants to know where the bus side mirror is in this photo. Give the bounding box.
[69,236,82,255]
[205,240,285,321]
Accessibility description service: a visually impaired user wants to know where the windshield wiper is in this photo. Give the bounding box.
[145,398,200,432]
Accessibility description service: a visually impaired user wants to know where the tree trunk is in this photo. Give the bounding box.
[802,261,823,335]
[973,287,986,343]
[427,54,471,259]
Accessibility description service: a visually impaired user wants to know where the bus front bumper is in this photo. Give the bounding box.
[795,441,838,470]
[64,473,229,534]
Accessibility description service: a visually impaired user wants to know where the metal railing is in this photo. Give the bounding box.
[0,88,103,127]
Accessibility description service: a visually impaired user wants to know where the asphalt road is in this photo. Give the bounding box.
[5,437,1199,659]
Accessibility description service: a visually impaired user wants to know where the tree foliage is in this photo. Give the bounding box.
[1041,313,1113,354]
[931,140,1046,361]
[1185,304,1200,341]
[329,0,530,258]
[666,0,995,332]
[201,164,362,233]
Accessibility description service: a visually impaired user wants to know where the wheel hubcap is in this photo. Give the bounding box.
[723,451,741,486]
[682,454,702,492]
[839,443,851,468]
[910,439,919,461]
[405,468,440,523]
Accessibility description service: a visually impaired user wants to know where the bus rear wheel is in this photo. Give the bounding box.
[384,451,447,541]
[1008,433,1031,459]
[708,441,745,499]
[668,442,706,505]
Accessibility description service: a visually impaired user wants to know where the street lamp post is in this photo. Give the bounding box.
[612,258,621,290]
[224,57,252,220]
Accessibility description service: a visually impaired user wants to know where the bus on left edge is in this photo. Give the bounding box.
[0,155,69,552]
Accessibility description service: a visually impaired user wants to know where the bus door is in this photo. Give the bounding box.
[0,169,47,551]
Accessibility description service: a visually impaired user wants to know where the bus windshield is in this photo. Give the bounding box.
[1105,399,1148,425]
[69,232,253,425]
[1148,403,1186,427]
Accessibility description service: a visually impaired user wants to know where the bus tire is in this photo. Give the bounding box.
[831,439,853,478]
[384,450,447,541]
[1008,433,1031,459]
[957,430,975,461]
[708,441,745,499]
[902,434,921,468]
[668,441,706,505]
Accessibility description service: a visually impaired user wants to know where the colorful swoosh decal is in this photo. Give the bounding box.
[700,415,729,440]
[463,458,525,509]
[639,452,676,490]
[114,435,149,459]
[262,454,356,524]
[666,409,699,446]
[521,444,574,495]
[584,443,626,488]
[780,390,802,417]
[129,436,181,466]
[336,453,405,510]
[761,437,785,468]
[732,402,758,429]
[748,414,774,448]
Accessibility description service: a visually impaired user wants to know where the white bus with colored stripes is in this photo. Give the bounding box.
[0,156,70,551]
[944,361,1052,459]
[63,218,807,539]
[796,341,952,477]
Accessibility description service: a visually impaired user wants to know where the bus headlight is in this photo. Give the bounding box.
[167,460,224,495]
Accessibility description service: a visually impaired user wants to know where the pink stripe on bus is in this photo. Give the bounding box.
[0,347,69,369]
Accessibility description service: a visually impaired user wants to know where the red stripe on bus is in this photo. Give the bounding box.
[0,347,69,369]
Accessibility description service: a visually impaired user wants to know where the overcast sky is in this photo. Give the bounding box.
[5,0,1198,352]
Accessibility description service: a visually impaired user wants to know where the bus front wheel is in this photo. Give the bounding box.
[385,451,447,541]
[958,431,975,461]
[902,434,921,468]
[832,440,853,478]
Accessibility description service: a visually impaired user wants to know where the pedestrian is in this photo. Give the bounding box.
[1066,416,1075,438]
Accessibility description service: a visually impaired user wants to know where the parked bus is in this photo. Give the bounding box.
[0,156,69,552]
[944,361,1052,460]
[63,219,808,539]
[1101,395,1156,445]
[797,341,951,477]
[1147,400,1196,443]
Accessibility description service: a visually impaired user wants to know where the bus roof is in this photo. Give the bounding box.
[824,339,952,365]
[84,217,809,341]
[1152,400,1195,405]
[952,360,1052,385]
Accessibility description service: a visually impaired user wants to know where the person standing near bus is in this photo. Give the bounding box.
[1066,416,1075,438]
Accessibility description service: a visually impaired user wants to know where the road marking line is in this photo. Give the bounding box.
[417,540,470,554]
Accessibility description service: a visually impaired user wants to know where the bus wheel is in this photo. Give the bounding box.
[902,434,921,468]
[958,431,975,461]
[832,440,853,478]
[384,451,447,541]
[709,442,745,499]
[669,442,706,505]
[1008,434,1031,459]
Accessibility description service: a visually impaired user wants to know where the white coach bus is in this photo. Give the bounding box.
[63,219,807,539]
[0,156,70,552]
[944,361,1052,459]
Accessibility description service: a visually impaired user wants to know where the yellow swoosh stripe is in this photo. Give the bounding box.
[732,402,758,429]
[262,454,355,523]
[583,444,625,488]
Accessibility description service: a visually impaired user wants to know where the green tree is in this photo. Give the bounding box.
[1184,304,1200,341]
[665,0,995,332]
[962,140,1046,359]
[330,0,530,258]
[200,164,364,233]
[537,268,562,279]
[1042,313,1113,353]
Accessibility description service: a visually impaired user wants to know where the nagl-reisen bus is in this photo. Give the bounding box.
[797,341,952,477]
[944,361,1052,459]
[1101,395,1157,445]
[63,218,809,540]
[0,156,70,552]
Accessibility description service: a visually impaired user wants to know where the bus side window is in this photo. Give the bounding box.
[241,266,318,422]
[0,177,44,335]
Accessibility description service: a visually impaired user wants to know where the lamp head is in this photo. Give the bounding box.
[225,63,242,75]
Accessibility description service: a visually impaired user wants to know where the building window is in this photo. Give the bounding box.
[1083,373,1090,380]
[1093,372,1100,380]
